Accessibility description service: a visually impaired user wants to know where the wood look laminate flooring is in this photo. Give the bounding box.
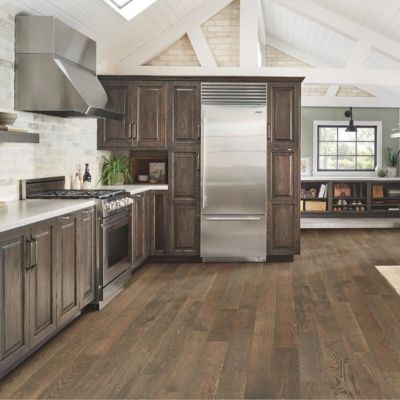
[2,229,400,399]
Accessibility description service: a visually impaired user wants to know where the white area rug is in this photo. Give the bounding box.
[376,265,400,295]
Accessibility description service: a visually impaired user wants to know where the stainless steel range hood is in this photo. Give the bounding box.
[15,16,123,120]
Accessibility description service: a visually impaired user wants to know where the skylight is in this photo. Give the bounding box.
[103,0,157,20]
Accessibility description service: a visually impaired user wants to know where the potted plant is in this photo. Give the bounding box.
[99,155,132,185]
[387,147,400,177]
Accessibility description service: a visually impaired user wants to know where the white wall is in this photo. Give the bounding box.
[0,9,109,201]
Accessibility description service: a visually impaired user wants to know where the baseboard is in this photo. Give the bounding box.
[266,255,294,262]
[146,256,202,263]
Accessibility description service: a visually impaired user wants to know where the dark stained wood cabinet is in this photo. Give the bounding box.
[0,228,30,374]
[29,220,57,348]
[167,82,201,145]
[168,148,200,256]
[132,82,166,149]
[148,191,168,256]
[79,208,96,308]
[98,80,167,150]
[57,214,80,326]
[97,82,131,149]
[0,208,99,378]
[132,192,148,267]
[267,82,301,259]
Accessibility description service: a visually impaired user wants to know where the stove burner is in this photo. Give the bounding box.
[28,189,126,200]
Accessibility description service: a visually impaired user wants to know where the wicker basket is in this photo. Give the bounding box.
[304,200,327,212]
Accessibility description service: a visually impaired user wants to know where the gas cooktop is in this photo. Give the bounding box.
[27,189,127,200]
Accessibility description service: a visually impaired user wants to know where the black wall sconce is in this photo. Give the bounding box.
[344,107,357,132]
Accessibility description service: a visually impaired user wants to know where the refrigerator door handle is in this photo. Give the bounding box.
[201,111,207,209]
[205,216,262,221]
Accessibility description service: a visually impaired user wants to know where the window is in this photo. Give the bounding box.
[313,121,382,175]
[103,0,157,20]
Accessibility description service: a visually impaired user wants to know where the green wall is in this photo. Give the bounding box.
[301,107,400,172]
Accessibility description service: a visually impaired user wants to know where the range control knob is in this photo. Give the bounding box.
[105,203,112,212]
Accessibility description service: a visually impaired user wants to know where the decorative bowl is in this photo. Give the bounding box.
[0,112,17,127]
[137,174,149,183]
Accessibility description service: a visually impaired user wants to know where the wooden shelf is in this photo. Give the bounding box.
[0,130,39,144]
[301,178,400,219]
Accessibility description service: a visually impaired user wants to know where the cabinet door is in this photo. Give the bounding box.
[167,82,201,146]
[29,221,57,347]
[0,229,30,374]
[97,83,131,149]
[267,82,301,258]
[79,208,96,308]
[169,203,199,255]
[148,191,168,256]
[57,214,80,326]
[168,148,200,256]
[132,82,166,149]
[132,193,148,266]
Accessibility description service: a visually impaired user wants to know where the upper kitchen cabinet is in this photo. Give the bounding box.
[98,80,167,150]
[167,82,201,146]
[98,82,131,149]
[131,82,167,149]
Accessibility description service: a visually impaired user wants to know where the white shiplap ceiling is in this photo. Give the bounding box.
[1,0,400,106]
[263,0,354,68]
[0,0,204,71]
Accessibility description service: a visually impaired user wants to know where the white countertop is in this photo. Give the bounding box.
[0,184,168,234]
[97,184,168,194]
[302,176,400,181]
[0,199,96,233]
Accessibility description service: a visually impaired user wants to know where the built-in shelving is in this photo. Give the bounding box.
[0,130,39,144]
[301,178,400,218]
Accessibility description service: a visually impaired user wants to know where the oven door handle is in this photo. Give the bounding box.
[100,209,130,228]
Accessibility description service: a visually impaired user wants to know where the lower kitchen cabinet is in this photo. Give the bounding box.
[148,191,168,256]
[79,208,96,308]
[0,228,30,374]
[169,203,199,256]
[57,213,80,326]
[132,192,148,267]
[29,220,57,347]
[0,206,96,379]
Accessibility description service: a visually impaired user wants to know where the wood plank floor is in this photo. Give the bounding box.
[2,229,400,399]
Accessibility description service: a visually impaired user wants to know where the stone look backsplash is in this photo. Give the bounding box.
[0,9,109,201]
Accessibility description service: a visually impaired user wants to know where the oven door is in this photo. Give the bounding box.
[99,208,132,299]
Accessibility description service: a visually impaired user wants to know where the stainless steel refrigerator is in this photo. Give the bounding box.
[200,83,267,262]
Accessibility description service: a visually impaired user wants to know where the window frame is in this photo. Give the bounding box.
[312,120,382,176]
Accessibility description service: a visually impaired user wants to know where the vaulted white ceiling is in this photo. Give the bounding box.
[1,0,400,107]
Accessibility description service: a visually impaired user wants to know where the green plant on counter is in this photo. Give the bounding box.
[98,155,132,185]
[388,147,400,167]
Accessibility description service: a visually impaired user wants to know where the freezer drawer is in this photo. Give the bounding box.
[201,215,266,261]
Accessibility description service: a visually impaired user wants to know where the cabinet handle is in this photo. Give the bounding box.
[128,123,132,139]
[288,148,293,151]
[26,237,33,270]
[29,237,38,269]
[133,122,137,141]
[197,123,201,142]
[197,153,200,171]
[61,216,71,220]
[267,123,271,141]
[136,194,142,199]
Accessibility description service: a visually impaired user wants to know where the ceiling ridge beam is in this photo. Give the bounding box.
[117,0,234,69]
[187,26,217,67]
[275,0,400,62]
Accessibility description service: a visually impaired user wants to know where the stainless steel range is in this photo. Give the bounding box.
[23,176,134,308]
